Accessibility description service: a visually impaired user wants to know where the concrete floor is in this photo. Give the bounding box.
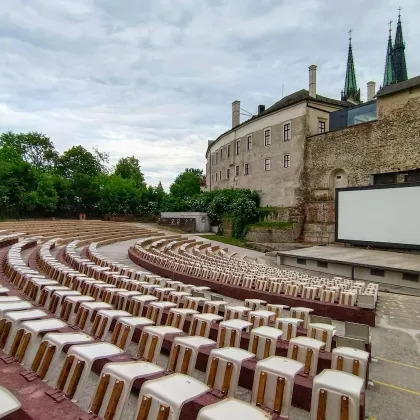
[97,230,420,420]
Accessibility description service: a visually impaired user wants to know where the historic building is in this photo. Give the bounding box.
[205,12,417,243]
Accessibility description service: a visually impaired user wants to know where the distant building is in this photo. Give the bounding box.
[205,12,419,243]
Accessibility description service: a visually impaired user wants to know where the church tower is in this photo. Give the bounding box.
[383,21,395,87]
[341,30,361,103]
[392,9,408,83]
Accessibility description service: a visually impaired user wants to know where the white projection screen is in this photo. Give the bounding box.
[336,184,420,249]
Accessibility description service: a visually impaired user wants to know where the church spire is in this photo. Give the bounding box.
[392,8,408,83]
[341,29,361,103]
[383,20,395,86]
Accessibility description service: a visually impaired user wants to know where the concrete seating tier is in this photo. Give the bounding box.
[0,237,368,419]
[128,236,377,326]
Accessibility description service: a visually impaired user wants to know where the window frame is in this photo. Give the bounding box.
[220,147,223,160]
[247,134,252,151]
[283,121,291,141]
[226,168,230,179]
[264,128,272,146]
[227,144,231,158]
[219,170,222,180]
[264,158,271,171]
[236,140,240,155]
[244,162,250,175]
[215,172,218,182]
[318,119,326,134]
[235,165,239,177]
[283,154,291,168]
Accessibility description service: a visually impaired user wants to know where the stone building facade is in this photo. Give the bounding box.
[206,66,349,207]
[301,76,420,242]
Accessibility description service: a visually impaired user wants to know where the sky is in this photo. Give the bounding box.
[0,0,419,189]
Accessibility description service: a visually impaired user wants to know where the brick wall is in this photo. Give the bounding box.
[245,227,295,243]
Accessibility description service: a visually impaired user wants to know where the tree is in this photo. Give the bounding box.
[169,168,203,199]
[56,146,107,179]
[114,156,145,189]
[0,131,58,170]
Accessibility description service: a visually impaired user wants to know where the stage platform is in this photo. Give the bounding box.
[277,245,420,289]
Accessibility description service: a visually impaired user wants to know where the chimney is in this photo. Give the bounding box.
[258,104,265,114]
[309,65,317,98]
[367,81,376,101]
[232,100,240,128]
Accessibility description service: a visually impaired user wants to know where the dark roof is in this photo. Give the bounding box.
[206,89,351,155]
[377,75,420,97]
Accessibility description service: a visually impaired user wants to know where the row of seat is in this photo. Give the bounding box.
[132,236,378,310]
[0,238,368,419]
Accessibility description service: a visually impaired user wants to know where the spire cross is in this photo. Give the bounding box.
[398,7,402,18]
[348,29,353,42]
[388,20,393,34]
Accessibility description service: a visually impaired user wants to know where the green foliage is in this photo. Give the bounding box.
[114,156,146,189]
[169,168,203,199]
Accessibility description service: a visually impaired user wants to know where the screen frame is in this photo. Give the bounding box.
[335,182,420,250]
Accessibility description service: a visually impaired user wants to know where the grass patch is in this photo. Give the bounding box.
[248,221,292,230]
[199,235,254,250]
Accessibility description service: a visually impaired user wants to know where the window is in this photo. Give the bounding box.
[402,273,419,282]
[247,135,252,151]
[264,128,271,146]
[220,148,223,161]
[264,158,271,171]
[318,120,326,134]
[211,174,214,183]
[226,168,230,179]
[283,154,290,168]
[215,172,218,182]
[297,258,306,265]
[219,170,222,180]
[227,144,231,158]
[371,268,385,277]
[244,163,249,175]
[317,261,328,268]
[283,122,291,141]
[211,154,214,165]
[235,165,239,177]
[236,140,240,155]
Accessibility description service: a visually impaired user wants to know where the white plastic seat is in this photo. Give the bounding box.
[332,347,370,386]
[48,290,81,316]
[275,317,303,341]
[74,301,113,330]
[168,291,191,307]
[8,318,67,366]
[0,386,21,417]
[0,296,21,302]
[167,336,216,375]
[203,300,227,315]
[31,332,93,382]
[146,301,177,325]
[90,309,131,340]
[184,296,207,311]
[134,373,209,420]
[310,370,364,420]
[252,356,304,417]
[287,336,325,376]
[198,398,271,419]
[308,323,336,352]
[1,309,48,353]
[114,290,141,311]
[38,285,69,307]
[248,310,276,329]
[249,326,283,360]
[244,299,267,311]
[166,307,199,330]
[189,313,223,338]
[217,319,251,348]
[205,347,254,397]
[89,361,165,420]
[129,295,158,317]
[55,342,124,402]
[60,295,95,323]
[154,287,175,301]
[290,307,314,329]
[224,306,251,321]
[110,316,154,352]
[137,326,184,363]
[266,304,289,318]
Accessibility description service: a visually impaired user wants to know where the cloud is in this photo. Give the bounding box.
[0,0,419,188]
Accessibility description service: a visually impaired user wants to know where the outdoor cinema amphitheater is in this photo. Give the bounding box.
[0,220,419,420]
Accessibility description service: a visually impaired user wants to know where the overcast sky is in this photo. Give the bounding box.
[1,0,419,188]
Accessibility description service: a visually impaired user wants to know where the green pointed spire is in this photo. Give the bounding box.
[383,20,395,86]
[392,9,408,83]
[341,30,361,102]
